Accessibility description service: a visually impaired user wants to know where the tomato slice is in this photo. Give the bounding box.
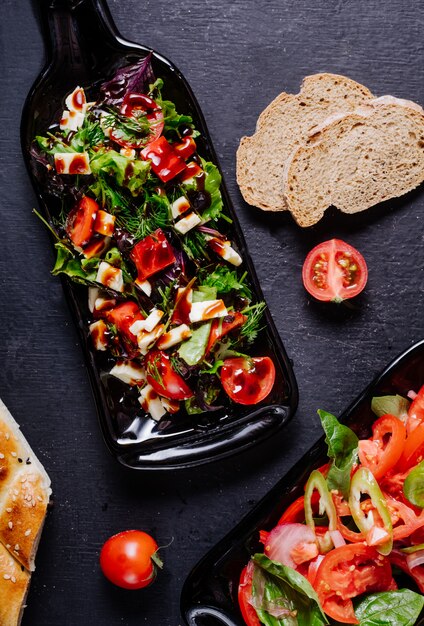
[145,350,193,400]
[105,301,144,356]
[389,551,424,593]
[111,92,165,149]
[277,496,306,525]
[130,228,176,282]
[358,414,406,480]
[206,312,247,353]
[66,196,98,247]
[398,423,424,472]
[313,543,392,624]
[407,385,424,434]
[141,136,186,182]
[238,564,261,626]
[302,239,368,302]
[220,357,275,405]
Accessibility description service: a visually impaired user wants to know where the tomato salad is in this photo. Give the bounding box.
[31,55,276,422]
[239,386,424,625]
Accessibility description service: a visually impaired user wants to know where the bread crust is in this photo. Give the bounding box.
[284,97,424,226]
[236,73,373,212]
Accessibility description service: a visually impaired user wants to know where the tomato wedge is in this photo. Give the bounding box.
[398,423,424,472]
[238,564,261,626]
[66,196,98,247]
[145,350,193,400]
[220,357,275,405]
[302,239,368,303]
[130,228,176,282]
[313,543,392,624]
[358,414,406,480]
[277,496,306,524]
[206,312,247,353]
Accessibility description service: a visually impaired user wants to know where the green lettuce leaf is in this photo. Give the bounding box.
[90,150,150,196]
[354,589,424,625]
[178,322,211,366]
[192,286,217,302]
[318,409,358,498]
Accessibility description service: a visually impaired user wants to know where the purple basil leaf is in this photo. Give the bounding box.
[100,53,156,107]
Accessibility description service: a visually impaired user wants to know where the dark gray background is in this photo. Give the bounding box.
[1,0,423,624]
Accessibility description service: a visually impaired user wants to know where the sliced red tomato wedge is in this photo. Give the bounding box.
[358,414,406,480]
[145,350,193,401]
[302,239,368,303]
[66,196,98,248]
[105,301,144,356]
[238,564,261,626]
[313,543,392,624]
[220,356,275,405]
[206,312,247,353]
[398,423,424,472]
[130,228,176,282]
[407,385,424,434]
[277,496,306,525]
[141,136,186,182]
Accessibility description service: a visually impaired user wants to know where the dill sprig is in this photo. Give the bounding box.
[239,301,267,345]
[181,230,210,263]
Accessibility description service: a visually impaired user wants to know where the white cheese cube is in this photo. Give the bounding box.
[138,384,166,421]
[221,242,243,267]
[156,324,191,350]
[175,212,202,235]
[95,261,124,293]
[171,196,190,219]
[129,320,146,336]
[109,361,146,386]
[189,300,227,323]
[94,210,115,237]
[94,295,116,313]
[135,279,152,297]
[65,86,87,113]
[88,287,101,313]
[120,147,136,159]
[60,110,85,131]
[137,324,165,355]
[143,309,164,333]
[89,320,108,351]
[54,152,91,175]
[100,112,112,138]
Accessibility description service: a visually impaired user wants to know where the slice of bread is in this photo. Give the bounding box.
[236,73,373,211]
[0,543,31,626]
[283,96,424,227]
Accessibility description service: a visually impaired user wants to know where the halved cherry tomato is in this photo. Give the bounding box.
[66,196,98,247]
[358,414,406,480]
[100,530,161,590]
[141,136,186,182]
[220,356,275,405]
[206,312,247,353]
[111,92,165,149]
[407,385,424,434]
[313,543,392,624]
[105,301,144,356]
[302,239,368,303]
[145,350,193,400]
[130,228,176,282]
[238,564,261,626]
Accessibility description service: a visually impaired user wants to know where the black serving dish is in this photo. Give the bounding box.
[181,339,424,625]
[21,0,298,470]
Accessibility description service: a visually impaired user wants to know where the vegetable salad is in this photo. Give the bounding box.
[31,54,276,422]
[239,386,424,625]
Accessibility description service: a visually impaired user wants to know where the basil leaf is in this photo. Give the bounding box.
[371,395,410,420]
[403,460,424,508]
[252,554,328,626]
[178,322,211,366]
[318,409,358,498]
[354,589,424,625]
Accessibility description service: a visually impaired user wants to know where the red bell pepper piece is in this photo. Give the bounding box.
[130,228,176,282]
[141,136,186,182]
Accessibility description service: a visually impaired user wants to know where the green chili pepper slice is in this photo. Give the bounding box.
[349,467,393,556]
[304,469,338,534]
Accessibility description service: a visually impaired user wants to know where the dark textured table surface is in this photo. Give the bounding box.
[1,0,423,624]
